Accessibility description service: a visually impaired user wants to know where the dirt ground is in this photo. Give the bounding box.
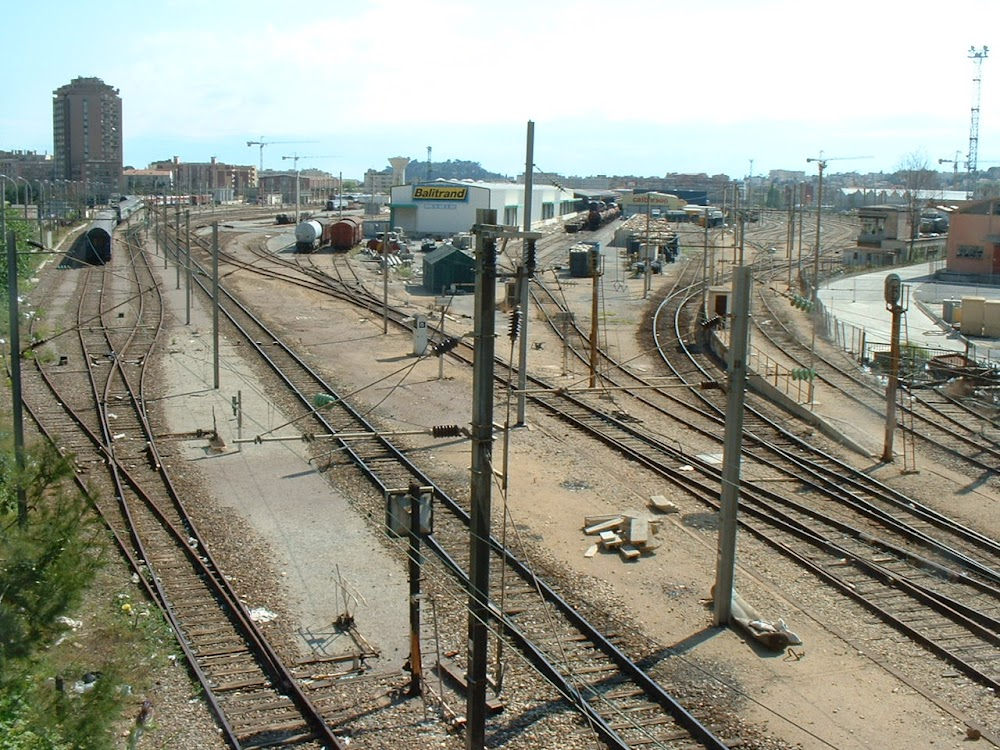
[147,224,998,749]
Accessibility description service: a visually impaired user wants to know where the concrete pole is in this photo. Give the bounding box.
[713,265,752,626]
[6,230,27,526]
[382,246,389,335]
[467,208,497,750]
[515,120,534,426]
[797,183,805,287]
[407,481,423,697]
[702,202,710,313]
[1,177,7,251]
[212,222,220,389]
[589,252,600,388]
[294,168,300,224]
[185,210,192,325]
[882,276,903,462]
[786,184,795,291]
[812,163,825,306]
[643,198,651,298]
[15,177,30,220]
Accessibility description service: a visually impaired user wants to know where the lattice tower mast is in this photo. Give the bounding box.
[967,46,989,186]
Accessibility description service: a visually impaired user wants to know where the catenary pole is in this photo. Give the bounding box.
[6,230,27,526]
[713,265,752,625]
[185,210,192,325]
[212,222,220,389]
[516,120,534,426]
[882,273,904,462]
[467,208,498,750]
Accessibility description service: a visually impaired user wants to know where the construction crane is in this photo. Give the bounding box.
[246,137,317,173]
[938,152,967,189]
[940,152,1000,193]
[280,153,339,223]
[967,46,989,195]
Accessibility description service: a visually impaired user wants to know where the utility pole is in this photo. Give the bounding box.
[516,121,534,426]
[212,222,220,389]
[6,230,27,526]
[407,480,424,697]
[589,245,601,389]
[185,210,192,325]
[467,208,499,750]
[882,273,905,463]
[786,184,795,291]
[713,265,752,625]
[281,153,339,224]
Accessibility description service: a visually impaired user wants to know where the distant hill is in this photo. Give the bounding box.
[407,159,510,183]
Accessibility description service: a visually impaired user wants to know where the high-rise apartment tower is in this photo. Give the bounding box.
[52,76,122,200]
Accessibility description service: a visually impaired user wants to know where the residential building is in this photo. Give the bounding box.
[52,77,122,202]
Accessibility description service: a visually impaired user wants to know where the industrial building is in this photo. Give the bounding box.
[422,244,477,294]
[943,197,1000,278]
[389,180,577,238]
[52,77,122,203]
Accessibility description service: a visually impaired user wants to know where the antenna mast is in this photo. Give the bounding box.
[967,46,989,195]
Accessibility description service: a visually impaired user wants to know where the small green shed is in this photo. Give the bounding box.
[422,244,476,294]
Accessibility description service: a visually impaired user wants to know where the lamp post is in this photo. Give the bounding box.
[6,230,28,526]
[281,154,302,224]
[805,156,828,306]
[35,181,47,245]
[0,174,13,253]
[14,177,31,220]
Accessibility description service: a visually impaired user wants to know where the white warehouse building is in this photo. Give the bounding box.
[389,180,578,238]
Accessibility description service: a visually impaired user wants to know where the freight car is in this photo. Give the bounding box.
[329,216,364,250]
[294,218,331,252]
[586,201,621,231]
[85,210,118,264]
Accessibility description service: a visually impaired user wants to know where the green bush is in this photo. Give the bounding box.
[0,443,126,749]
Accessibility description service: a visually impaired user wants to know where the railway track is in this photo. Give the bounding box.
[188,210,1000,702]
[154,213,740,748]
[22,228,348,750]
[750,255,1000,482]
[518,253,1000,697]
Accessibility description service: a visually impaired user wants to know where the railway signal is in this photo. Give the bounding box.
[789,293,814,312]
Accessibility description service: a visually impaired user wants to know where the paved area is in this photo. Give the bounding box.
[818,261,1000,362]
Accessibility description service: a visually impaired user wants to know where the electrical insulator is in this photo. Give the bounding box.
[508,309,522,342]
[431,425,463,438]
[526,241,537,277]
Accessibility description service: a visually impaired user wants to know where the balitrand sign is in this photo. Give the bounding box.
[413,185,469,201]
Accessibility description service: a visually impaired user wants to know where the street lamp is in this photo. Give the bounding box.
[0,174,15,254]
[34,180,48,245]
[805,156,826,307]
[281,154,302,224]
[14,177,31,220]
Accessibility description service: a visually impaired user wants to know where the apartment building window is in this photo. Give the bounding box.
[957,244,984,259]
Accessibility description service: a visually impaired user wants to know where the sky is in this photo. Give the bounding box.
[2,0,998,183]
